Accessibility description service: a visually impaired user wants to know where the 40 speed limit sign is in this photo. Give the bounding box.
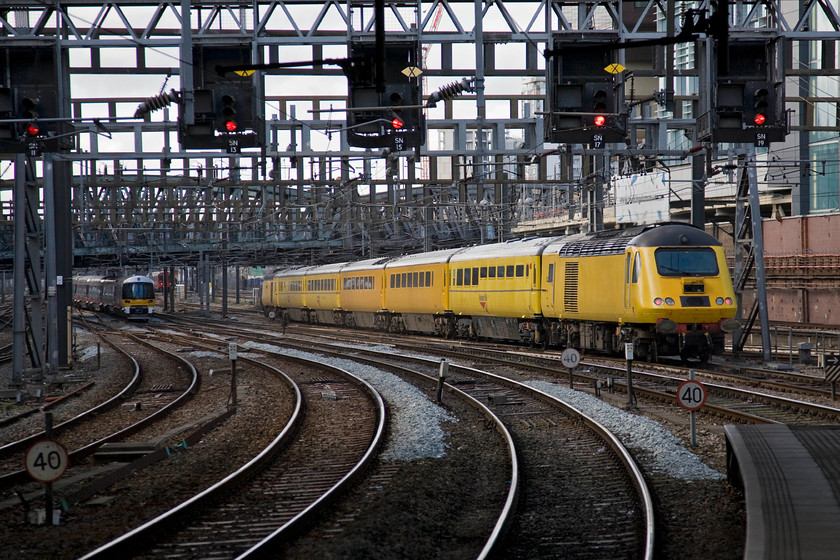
[676,379,707,411]
[25,440,69,483]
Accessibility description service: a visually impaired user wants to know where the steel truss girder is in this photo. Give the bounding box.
[0,0,837,267]
[1,1,837,45]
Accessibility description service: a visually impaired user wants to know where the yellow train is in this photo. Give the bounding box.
[73,274,157,321]
[262,223,739,361]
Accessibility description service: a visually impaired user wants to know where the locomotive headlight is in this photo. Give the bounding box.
[716,297,724,305]
[665,297,675,306]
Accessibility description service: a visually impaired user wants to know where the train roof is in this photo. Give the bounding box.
[125,275,154,283]
[267,266,317,278]
[304,262,346,275]
[73,274,153,283]
[449,236,562,262]
[547,223,720,257]
[384,248,463,268]
[338,256,392,273]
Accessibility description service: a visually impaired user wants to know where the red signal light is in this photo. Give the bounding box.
[753,113,766,126]
[26,123,40,136]
[225,120,237,132]
[593,115,606,127]
[391,117,404,129]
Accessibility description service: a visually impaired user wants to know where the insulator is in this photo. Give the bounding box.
[426,77,476,108]
[134,89,180,118]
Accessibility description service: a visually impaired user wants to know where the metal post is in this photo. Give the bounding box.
[44,412,54,525]
[44,153,59,377]
[229,343,238,408]
[625,343,635,406]
[12,154,26,384]
[222,260,228,318]
[689,369,697,447]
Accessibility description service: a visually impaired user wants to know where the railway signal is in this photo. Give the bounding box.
[346,41,425,151]
[217,89,240,133]
[712,40,786,145]
[545,42,625,146]
[179,45,263,150]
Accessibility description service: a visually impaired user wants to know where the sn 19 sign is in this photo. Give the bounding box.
[676,380,707,411]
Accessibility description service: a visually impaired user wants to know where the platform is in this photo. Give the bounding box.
[724,424,840,560]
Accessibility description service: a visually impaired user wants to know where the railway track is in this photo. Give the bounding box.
[283,324,840,426]
[0,331,197,489]
[159,315,655,559]
[79,328,381,559]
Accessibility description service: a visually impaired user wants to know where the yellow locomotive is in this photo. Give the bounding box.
[73,274,157,321]
[262,223,738,361]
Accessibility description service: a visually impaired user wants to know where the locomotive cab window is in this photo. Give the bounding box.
[655,248,719,277]
[123,282,154,300]
[632,253,641,284]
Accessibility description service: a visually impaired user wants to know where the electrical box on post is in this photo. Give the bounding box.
[180,45,263,151]
[346,41,425,151]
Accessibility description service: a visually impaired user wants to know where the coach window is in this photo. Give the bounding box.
[456,269,463,286]
[472,267,479,285]
[426,271,432,286]
[480,267,487,278]
[464,267,472,285]
[418,272,425,288]
[506,265,514,277]
[515,264,525,277]
[411,272,417,287]
[488,266,496,279]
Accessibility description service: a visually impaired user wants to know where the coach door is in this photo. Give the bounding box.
[624,250,632,309]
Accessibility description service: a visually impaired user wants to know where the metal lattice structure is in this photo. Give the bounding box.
[1,1,839,377]
[0,1,836,265]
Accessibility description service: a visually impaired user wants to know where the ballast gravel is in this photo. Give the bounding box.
[246,340,721,480]
[245,342,458,461]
